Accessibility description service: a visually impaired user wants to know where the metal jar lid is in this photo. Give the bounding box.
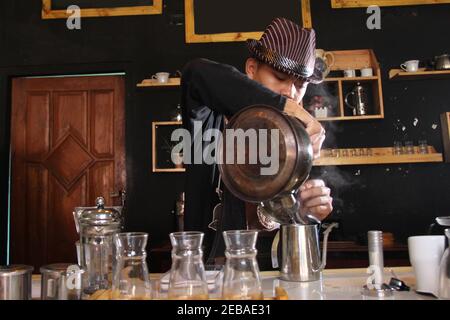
[40,263,77,277]
[0,265,34,276]
[79,197,121,226]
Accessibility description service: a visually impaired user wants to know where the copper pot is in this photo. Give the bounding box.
[219,105,313,223]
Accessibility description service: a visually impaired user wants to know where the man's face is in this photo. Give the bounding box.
[245,58,309,104]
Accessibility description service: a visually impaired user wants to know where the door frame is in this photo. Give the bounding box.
[0,61,134,265]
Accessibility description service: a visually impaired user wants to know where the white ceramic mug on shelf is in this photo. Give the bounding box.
[400,60,419,72]
[343,69,356,78]
[152,72,170,83]
[360,67,373,77]
[408,235,445,296]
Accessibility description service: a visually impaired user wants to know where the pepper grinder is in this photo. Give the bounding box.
[362,230,394,297]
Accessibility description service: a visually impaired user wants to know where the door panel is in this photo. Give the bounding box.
[10,76,125,270]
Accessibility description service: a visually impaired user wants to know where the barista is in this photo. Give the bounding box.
[180,18,333,262]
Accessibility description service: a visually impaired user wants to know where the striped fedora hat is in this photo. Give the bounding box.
[247,17,323,84]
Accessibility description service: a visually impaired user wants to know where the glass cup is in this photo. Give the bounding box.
[393,141,403,155]
[404,141,415,154]
[418,140,429,154]
[222,230,263,300]
[341,149,349,157]
[168,231,209,300]
[331,149,339,157]
[112,232,152,300]
[366,148,373,156]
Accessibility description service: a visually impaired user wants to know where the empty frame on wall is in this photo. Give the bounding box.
[152,121,185,173]
[42,0,163,19]
[184,0,312,43]
[331,0,450,8]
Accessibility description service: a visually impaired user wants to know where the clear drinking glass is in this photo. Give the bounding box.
[393,141,403,155]
[168,231,209,300]
[404,141,415,154]
[418,140,429,154]
[111,232,151,300]
[222,230,263,300]
[341,149,349,157]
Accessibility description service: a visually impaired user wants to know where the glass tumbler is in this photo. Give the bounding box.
[393,141,402,155]
[418,140,429,154]
[404,141,415,154]
[222,230,263,300]
[112,232,151,300]
[168,231,209,300]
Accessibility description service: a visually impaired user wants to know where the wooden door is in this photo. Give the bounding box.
[10,76,125,270]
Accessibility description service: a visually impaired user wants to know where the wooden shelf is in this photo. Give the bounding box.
[137,77,180,87]
[317,115,384,121]
[313,146,443,166]
[389,68,450,80]
[306,49,385,121]
[324,76,378,82]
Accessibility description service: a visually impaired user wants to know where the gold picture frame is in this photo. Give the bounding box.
[441,112,450,163]
[152,121,185,173]
[331,0,450,8]
[185,0,312,43]
[42,0,163,19]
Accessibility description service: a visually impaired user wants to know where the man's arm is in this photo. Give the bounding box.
[181,58,286,117]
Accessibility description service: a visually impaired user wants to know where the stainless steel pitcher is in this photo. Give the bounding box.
[345,82,369,116]
[271,223,338,282]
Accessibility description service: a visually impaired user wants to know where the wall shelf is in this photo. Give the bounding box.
[313,146,443,166]
[137,77,181,87]
[389,68,450,80]
[306,49,385,121]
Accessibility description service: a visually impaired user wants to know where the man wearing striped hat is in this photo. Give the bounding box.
[181,18,333,263]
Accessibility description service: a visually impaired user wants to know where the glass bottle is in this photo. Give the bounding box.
[222,230,263,300]
[438,229,450,300]
[168,231,208,300]
[112,232,151,300]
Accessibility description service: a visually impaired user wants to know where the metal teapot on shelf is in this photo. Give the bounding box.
[345,82,370,116]
[219,105,337,282]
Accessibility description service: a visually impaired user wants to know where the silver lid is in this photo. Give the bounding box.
[0,265,34,276]
[40,263,76,276]
[436,216,450,227]
[79,196,121,226]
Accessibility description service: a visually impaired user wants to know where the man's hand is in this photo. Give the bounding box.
[284,99,325,159]
[298,179,333,221]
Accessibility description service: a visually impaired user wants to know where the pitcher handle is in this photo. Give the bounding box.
[344,91,355,109]
[317,222,339,271]
[271,229,281,269]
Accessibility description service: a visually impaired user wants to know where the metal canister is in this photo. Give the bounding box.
[40,263,83,300]
[0,265,33,300]
[78,197,122,296]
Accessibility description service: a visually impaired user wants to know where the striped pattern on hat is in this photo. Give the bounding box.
[247,17,322,84]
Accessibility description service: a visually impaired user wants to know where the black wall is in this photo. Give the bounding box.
[1,1,449,268]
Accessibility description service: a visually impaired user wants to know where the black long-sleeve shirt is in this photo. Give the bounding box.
[180,58,286,263]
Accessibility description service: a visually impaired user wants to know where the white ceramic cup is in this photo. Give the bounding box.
[400,60,419,72]
[343,69,356,78]
[360,67,373,77]
[152,72,170,83]
[408,235,445,296]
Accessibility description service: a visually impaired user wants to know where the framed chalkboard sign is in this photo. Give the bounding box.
[331,0,450,8]
[185,0,312,43]
[152,121,185,173]
[42,0,163,19]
